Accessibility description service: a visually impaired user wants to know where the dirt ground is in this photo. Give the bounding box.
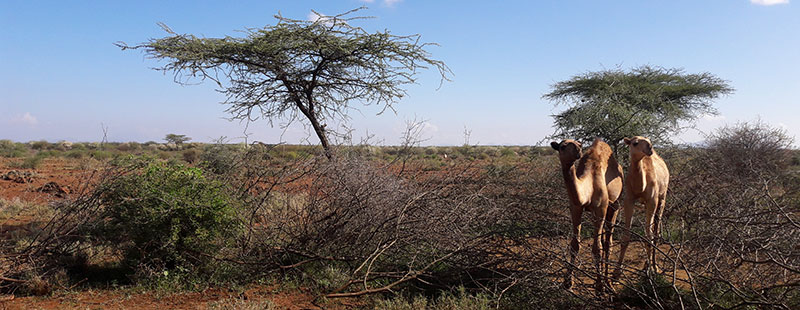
[0,286,341,310]
[0,158,88,203]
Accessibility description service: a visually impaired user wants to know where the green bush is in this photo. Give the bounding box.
[93,157,241,270]
[156,150,172,160]
[0,140,28,157]
[91,150,115,160]
[283,151,299,160]
[65,149,86,159]
[500,148,516,157]
[375,287,494,310]
[10,154,45,169]
[182,149,200,163]
[200,144,241,175]
[0,139,13,149]
[70,142,87,151]
[117,143,133,152]
[30,140,51,150]
[36,150,62,158]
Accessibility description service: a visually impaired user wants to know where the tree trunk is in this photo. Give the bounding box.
[308,114,332,159]
[295,99,332,159]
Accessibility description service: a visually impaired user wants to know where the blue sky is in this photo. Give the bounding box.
[1,0,798,146]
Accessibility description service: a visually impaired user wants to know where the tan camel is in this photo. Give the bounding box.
[551,138,623,292]
[614,136,670,278]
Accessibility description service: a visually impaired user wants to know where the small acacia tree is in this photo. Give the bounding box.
[164,133,191,145]
[118,8,450,158]
[543,65,733,148]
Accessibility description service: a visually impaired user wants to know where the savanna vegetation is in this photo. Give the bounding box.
[2,7,798,310]
[1,126,798,309]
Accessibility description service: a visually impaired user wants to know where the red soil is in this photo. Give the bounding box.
[0,158,90,203]
[0,286,352,309]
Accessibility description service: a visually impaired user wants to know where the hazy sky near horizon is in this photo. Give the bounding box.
[1,0,798,146]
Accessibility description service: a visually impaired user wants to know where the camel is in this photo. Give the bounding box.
[551,138,623,292]
[614,136,670,279]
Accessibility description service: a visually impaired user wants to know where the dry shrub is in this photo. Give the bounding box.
[207,298,278,310]
[706,120,794,183]
[221,143,577,306]
[182,148,199,163]
[663,121,800,309]
[0,168,109,294]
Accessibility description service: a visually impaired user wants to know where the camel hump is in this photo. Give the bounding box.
[574,138,613,174]
[587,139,612,158]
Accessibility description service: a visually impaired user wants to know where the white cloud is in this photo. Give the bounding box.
[422,121,439,133]
[392,119,439,142]
[750,0,789,6]
[307,11,324,23]
[11,112,38,126]
[308,11,339,27]
[384,0,402,7]
[309,11,337,28]
[357,0,401,8]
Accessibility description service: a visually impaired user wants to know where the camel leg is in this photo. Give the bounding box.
[564,207,582,290]
[603,200,619,288]
[653,194,666,242]
[613,194,635,280]
[592,200,608,294]
[651,195,666,273]
[644,198,658,274]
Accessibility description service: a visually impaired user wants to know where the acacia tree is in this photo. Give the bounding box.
[164,133,191,145]
[543,66,733,148]
[118,8,450,158]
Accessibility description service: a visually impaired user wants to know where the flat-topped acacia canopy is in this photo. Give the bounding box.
[544,66,733,148]
[118,7,451,158]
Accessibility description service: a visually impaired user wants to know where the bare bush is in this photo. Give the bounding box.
[705,120,794,183]
[661,121,800,309]
[217,140,577,305]
[1,167,109,294]
[241,153,504,294]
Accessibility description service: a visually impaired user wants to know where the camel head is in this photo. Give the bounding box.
[624,136,653,156]
[551,139,582,165]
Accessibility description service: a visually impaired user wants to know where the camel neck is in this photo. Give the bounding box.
[561,164,577,184]
[630,151,656,167]
[629,153,653,178]
[630,155,641,167]
[561,163,587,206]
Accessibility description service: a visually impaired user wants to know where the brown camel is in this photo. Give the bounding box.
[551,138,623,292]
[614,136,670,278]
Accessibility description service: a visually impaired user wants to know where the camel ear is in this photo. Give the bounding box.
[623,137,631,145]
[550,142,560,150]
